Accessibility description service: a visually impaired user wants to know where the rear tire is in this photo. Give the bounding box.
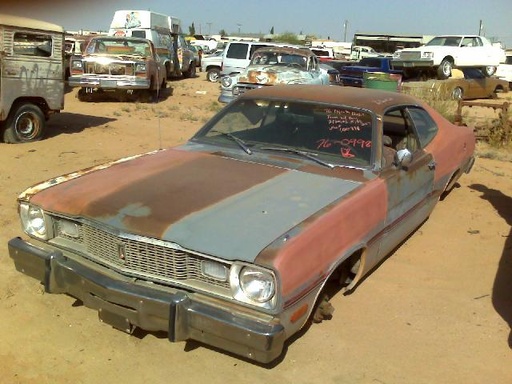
[482,65,497,77]
[183,62,196,78]
[3,103,45,143]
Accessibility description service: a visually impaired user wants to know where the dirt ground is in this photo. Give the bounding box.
[0,75,511,384]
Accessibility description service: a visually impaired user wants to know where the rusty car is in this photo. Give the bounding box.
[440,68,509,100]
[68,36,167,102]
[219,46,338,103]
[9,85,475,364]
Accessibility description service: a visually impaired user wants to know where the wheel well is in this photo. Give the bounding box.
[324,249,365,295]
[10,98,51,119]
[207,65,221,71]
[441,56,455,64]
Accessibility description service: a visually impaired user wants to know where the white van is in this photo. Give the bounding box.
[221,41,298,75]
[0,14,65,143]
[108,10,195,78]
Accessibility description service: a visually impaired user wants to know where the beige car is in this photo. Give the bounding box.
[0,14,65,143]
[69,36,167,102]
[437,68,509,100]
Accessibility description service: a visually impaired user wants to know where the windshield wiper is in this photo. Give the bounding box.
[210,130,252,155]
[260,146,334,169]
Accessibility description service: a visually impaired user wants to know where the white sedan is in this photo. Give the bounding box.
[392,35,506,79]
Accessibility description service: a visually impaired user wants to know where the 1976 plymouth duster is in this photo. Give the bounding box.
[9,85,475,363]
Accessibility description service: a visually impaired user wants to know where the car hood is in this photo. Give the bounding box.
[238,64,313,85]
[28,148,361,262]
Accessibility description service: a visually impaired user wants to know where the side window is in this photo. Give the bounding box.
[249,44,269,58]
[13,32,52,57]
[406,107,438,148]
[226,43,248,59]
[383,108,420,152]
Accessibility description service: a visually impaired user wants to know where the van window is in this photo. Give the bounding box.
[13,32,53,57]
[226,43,249,59]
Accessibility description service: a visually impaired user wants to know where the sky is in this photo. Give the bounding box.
[1,0,511,47]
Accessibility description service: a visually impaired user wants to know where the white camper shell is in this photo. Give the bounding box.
[108,10,195,78]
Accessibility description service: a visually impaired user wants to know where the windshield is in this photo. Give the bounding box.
[426,36,462,47]
[86,38,152,57]
[193,98,374,167]
[250,51,307,68]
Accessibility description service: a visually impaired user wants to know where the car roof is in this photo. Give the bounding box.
[240,85,422,115]
[0,14,63,33]
[253,46,313,57]
[93,36,150,43]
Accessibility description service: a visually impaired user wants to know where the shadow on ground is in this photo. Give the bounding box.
[470,183,512,348]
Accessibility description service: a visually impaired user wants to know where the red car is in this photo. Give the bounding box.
[9,85,475,363]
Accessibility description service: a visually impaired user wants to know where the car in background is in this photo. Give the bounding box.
[310,46,335,62]
[201,50,223,82]
[188,44,202,69]
[68,36,167,102]
[424,68,510,100]
[495,52,512,86]
[219,46,337,103]
[9,85,475,363]
[392,35,506,80]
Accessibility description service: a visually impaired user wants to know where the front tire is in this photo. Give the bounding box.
[3,103,45,143]
[437,58,453,79]
[207,68,221,82]
[451,86,464,100]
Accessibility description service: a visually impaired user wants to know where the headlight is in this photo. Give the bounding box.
[230,265,276,309]
[19,203,49,240]
[135,63,147,72]
[71,60,83,69]
[221,75,233,88]
[240,267,275,302]
[232,86,240,96]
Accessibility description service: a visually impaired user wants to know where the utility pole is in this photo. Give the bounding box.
[237,23,242,35]
[478,20,483,36]
[206,22,212,36]
[343,20,348,42]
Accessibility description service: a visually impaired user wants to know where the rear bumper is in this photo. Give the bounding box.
[8,237,285,363]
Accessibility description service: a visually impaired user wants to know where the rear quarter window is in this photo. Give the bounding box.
[13,32,53,57]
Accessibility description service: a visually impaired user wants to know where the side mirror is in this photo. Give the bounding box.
[395,148,413,169]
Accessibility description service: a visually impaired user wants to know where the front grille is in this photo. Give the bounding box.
[52,218,230,290]
[399,51,422,60]
[235,83,265,95]
[85,61,133,75]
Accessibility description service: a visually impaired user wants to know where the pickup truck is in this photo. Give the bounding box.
[340,57,402,87]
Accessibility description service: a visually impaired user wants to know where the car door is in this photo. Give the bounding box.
[463,68,488,99]
[378,107,436,258]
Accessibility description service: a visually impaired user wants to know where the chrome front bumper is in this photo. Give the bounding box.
[68,75,150,89]
[8,237,285,363]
